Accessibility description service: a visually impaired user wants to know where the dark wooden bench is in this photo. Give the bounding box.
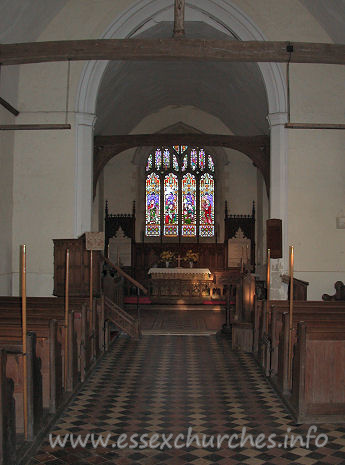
[277,317,345,423]
[254,300,345,373]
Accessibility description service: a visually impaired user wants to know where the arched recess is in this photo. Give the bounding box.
[75,0,288,294]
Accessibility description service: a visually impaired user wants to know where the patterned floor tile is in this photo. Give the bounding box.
[28,334,345,465]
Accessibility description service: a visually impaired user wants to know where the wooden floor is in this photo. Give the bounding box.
[127,308,226,335]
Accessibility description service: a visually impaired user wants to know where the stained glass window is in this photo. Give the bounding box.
[155,149,162,170]
[146,173,160,236]
[164,174,178,236]
[208,154,214,172]
[163,149,170,169]
[190,149,197,171]
[145,146,215,238]
[199,149,205,171]
[173,154,179,171]
[199,173,215,237]
[182,155,188,172]
[182,173,196,236]
[146,154,153,172]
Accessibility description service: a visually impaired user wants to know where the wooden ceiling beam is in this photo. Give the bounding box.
[93,133,270,197]
[173,0,185,38]
[94,133,269,148]
[1,39,344,66]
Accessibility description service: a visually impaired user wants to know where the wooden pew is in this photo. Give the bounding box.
[0,293,110,465]
[0,332,43,440]
[0,348,16,465]
[269,301,345,376]
[254,300,345,376]
[287,319,345,423]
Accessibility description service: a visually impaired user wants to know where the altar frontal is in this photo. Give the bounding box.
[148,266,213,304]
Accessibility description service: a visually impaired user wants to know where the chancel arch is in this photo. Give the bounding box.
[77,0,287,295]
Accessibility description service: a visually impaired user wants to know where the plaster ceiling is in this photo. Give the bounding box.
[0,0,68,44]
[95,22,269,136]
[300,0,345,44]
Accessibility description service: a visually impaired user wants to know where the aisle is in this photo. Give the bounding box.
[28,335,345,465]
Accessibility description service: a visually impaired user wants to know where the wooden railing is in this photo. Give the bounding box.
[102,255,147,294]
[101,255,146,339]
[104,297,140,339]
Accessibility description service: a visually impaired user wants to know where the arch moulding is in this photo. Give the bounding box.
[75,0,288,295]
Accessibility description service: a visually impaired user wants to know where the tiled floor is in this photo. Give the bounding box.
[129,308,226,334]
[28,335,345,465]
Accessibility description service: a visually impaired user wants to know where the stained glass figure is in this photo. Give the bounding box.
[145,146,215,238]
[163,149,170,169]
[199,149,205,171]
[164,174,178,236]
[145,173,160,236]
[155,149,162,170]
[191,149,197,171]
[173,154,179,171]
[182,173,196,236]
[199,173,215,237]
[146,154,153,172]
[182,155,188,172]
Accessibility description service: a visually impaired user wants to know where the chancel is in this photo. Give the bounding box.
[0,0,345,463]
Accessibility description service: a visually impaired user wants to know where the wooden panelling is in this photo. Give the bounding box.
[53,236,101,297]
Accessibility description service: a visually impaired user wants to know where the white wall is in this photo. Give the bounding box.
[0,67,17,294]
[288,130,345,300]
[100,106,258,245]
[2,0,343,296]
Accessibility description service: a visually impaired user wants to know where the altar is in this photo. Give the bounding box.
[148,267,214,304]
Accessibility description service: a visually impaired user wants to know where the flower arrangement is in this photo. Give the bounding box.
[184,249,199,263]
[160,250,175,262]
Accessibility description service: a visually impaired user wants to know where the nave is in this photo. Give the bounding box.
[28,335,345,465]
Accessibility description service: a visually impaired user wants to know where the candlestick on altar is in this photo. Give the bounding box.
[64,249,70,391]
[266,248,271,334]
[246,244,249,263]
[107,243,109,258]
[117,247,119,265]
[21,245,28,439]
[288,245,294,389]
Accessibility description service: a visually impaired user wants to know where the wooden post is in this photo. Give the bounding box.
[49,319,58,414]
[282,312,290,395]
[67,311,75,392]
[26,332,34,441]
[64,249,69,391]
[0,348,6,465]
[288,245,294,389]
[99,295,105,352]
[90,250,93,330]
[266,248,270,333]
[173,0,185,37]
[21,244,28,440]
[295,322,307,422]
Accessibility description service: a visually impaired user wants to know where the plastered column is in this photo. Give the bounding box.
[75,112,96,237]
[267,112,289,300]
